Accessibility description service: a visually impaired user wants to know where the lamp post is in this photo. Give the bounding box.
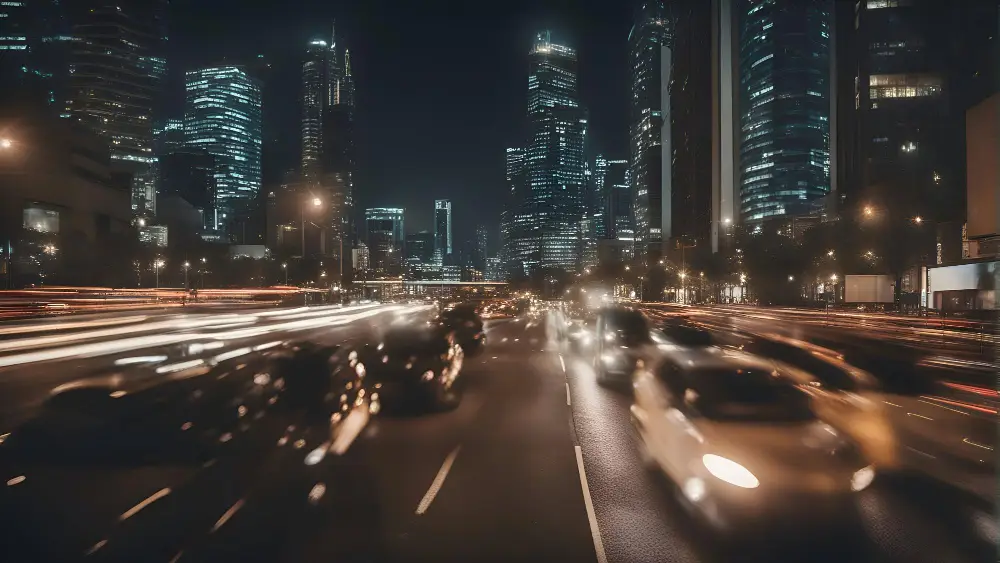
[679,271,687,304]
[302,196,322,257]
[154,258,165,289]
[183,261,190,290]
[282,262,288,285]
[199,257,207,288]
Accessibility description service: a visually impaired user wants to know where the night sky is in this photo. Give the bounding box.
[169,0,633,248]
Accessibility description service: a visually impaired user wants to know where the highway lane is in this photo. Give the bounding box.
[0,312,994,562]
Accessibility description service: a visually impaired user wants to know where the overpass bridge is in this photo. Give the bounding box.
[351,280,510,300]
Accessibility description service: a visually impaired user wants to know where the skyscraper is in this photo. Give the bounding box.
[475,224,489,271]
[364,207,404,277]
[301,38,332,179]
[711,0,739,252]
[184,66,263,233]
[629,1,673,257]
[523,31,588,270]
[591,155,610,240]
[68,1,168,169]
[434,200,453,258]
[737,0,832,223]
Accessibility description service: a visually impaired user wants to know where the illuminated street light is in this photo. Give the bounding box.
[827,250,835,257]
[312,197,322,207]
[830,274,838,282]
[0,138,11,149]
[863,206,874,217]
[679,272,687,280]
[658,259,664,265]
[788,275,794,282]
[723,218,731,225]
[913,216,923,225]
[200,257,207,264]
[624,265,630,271]
[137,218,146,228]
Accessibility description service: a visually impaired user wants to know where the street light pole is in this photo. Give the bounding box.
[183,261,190,290]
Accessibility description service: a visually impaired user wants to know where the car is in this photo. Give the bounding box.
[436,303,486,355]
[359,323,464,412]
[631,347,872,539]
[593,307,651,385]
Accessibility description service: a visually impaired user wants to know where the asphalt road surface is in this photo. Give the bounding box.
[0,310,994,562]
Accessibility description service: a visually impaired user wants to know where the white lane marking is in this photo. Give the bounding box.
[6,475,25,486]
[168,551,184,563]
[415,445,461,515]
[574,445,608,563]
[211,499,245,532]
[559,354,566,373]
[566,383,572,406]
[120,487,171,520]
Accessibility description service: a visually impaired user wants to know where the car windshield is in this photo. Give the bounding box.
[604,311,650,343]
[688,367,814,422]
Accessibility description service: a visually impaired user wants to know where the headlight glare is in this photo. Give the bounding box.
[851,465,875,491]
[702,454,760,488]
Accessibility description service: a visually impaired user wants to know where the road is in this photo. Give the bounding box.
[0,309,994,562]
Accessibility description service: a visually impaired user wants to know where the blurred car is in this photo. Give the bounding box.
[360,324,464,412]
[631,347,872,538]
[436,303,486,356]
[727,333,896,471]
[656,317,714,348]
[593,307,651,385]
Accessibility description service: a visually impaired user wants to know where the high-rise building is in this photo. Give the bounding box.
[158,151,216,226]
[522,31,588,270]
[629,1,673,257]
[845,0,990,224]
[605,160,633,243]
[737,0,832,223]
[68,1,167,170]
[590,155,610,240]
[434,199,453,257]
[710,0,739,253]
[364,207,404,276]
[301,38,332,179]
[500,147,530,275]
[475,224,489,270]
[670,0,713,247]
[184,66,263,233]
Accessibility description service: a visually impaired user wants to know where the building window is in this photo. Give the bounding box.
[866,0,912,8]
[23,207,59,233]
[869,73,942,99]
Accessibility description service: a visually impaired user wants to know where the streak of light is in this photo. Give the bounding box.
[119,488,171,520]
[211,499,245,532]
[0,315,148,336]
[6,475,25,486]
[156,359,206,374]
[415,446,461,515]
[114,355,168,366]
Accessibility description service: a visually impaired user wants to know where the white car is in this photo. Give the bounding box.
[631,346,874,536]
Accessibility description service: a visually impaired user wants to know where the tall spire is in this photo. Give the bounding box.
[344,49,351,76]
[331,20,337,51]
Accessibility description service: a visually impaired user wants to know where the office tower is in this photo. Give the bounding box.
[0,0,71,111]
[0,2,30,88]
[364,208,404,276]
[158,151,216,227]
[434,200,453,257]
[629,1,673,257]
[847,0,991,224]
[737,0,832,223]
[68,1,167,169]
[605,160,633,242]
[321,105,354,271]
[301,38,332,179]
[524,31,588,270]
[500,147,527,274]
[670,0,713,247]
[591,155,610,240]
[475,224,489,270]
[184,66,263,234]
[406,231,435,263]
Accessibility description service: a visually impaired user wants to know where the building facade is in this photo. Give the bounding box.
[364,207,404,277]
[520,31,588,271]
[184,66,263,234]
[434,199,452,258]
[737,0,832,223]
[301,38,333,180]
[629,1,673,256]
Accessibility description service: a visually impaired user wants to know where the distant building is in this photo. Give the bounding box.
[184,66,262,234]
[484,257,502,282]
[364,207,404,277]
[434,200,453,257]
[475,225,489,270]
[301,37,333,180]
[158,150,216,226]
[138,224,168,247]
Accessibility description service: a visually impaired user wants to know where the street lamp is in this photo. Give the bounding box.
[281,262,288,285]
[788,275,794,282]
[827,249,835,257]
[863,206,874,217]
[679,271,687,304]
[301,195,323,257]
[0,138,11,149]
[153,258,165,288]
[913,216,923,225]
[183,261,191,290]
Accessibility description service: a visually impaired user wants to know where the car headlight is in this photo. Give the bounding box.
[851,465,875,492]
[604,332,615,342]
[601,352,620,365]
[702,454,760,489]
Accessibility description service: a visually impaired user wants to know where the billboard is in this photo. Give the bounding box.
[844,275,894,303]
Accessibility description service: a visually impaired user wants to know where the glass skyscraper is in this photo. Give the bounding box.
[364,207,404,277]
[184,66,263,233]
[629,1,673,254]
[434,199,452,258]
[301,38,332,179]
[68,1,168,170]
[523,31,587,271]
[737,0,831,223]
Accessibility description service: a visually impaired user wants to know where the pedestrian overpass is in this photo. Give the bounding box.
[352,280,510,300]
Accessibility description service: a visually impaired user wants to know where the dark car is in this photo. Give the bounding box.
[360,323,465,412]
[436,303,486,355]
[593,307,651,384]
